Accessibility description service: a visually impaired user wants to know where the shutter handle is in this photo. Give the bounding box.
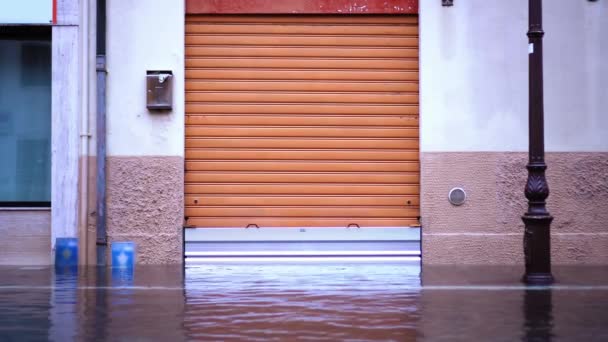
[246,224,259,229]
[347,223,360,229]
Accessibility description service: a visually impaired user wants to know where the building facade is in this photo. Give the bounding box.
[1,0,606,265]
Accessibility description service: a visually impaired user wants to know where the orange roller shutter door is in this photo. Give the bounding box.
[185,15,419,228]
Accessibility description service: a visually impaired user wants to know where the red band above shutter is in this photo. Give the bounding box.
[186,0,418,14]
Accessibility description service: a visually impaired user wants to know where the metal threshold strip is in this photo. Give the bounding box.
[185,256,421,264]
[188,250,420,257]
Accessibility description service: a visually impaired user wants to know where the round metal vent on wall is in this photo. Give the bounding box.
[448,187,467,206]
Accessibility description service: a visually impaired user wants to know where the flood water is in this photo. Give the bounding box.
[0,262,607,341]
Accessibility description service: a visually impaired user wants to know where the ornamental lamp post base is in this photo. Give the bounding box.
[522,213,554,285]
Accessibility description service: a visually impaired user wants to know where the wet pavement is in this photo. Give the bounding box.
[0,262,607,341]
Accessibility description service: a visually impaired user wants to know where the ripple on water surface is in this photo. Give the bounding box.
[0,263,607,341]
[183,263,422,341]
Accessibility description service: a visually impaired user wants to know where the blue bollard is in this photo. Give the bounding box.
[111,242,135,269]
[55,238,78,270]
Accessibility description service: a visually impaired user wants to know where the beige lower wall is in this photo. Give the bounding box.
[0,209,51,265]
[99,152,606,265]
[421,152,608,265]
[106,156,184,264]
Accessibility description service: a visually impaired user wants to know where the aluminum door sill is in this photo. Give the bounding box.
[184,227,421,259]
[185,227,420,242]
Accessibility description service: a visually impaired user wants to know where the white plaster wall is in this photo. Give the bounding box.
[85,0,97,157]
[420,0,608,152]
[51,0,82,248]
[106,0,185,156]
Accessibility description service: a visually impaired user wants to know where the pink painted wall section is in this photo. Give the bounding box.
[187,0,418,14]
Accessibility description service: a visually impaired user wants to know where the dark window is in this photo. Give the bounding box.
[0,26,51,207]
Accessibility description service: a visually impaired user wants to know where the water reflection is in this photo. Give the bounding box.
[0,264,606,341]
[0,267,52,340]
[91,267,109,341]
[418,265,608,342]
[183,263,421,341]
[50,267,79,341]
[523,289,554,342]
[101,266,186,342]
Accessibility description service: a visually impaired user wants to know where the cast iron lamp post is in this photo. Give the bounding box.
[522,0,554,285]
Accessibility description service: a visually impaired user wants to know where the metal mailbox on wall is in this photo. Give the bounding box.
[146,70,173,111]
